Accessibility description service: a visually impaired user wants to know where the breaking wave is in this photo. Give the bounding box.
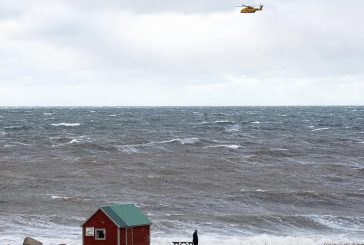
[312,128,330,132]
[51,123,81,127]
[67,139,81,144]
[205,144,242,149]
[158,138,200,145]
[46,194,70,200]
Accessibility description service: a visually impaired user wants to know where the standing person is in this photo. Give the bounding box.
[193,230,198,245]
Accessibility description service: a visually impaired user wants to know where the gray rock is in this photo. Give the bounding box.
[23,237,43,245]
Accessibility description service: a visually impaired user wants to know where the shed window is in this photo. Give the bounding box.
[95,229,106,240]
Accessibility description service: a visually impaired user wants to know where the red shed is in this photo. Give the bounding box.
[82,204,152,245]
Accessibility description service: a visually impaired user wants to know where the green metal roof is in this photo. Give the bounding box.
[101,204,152,228]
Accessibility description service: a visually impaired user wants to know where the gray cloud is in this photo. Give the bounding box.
[0,0,363,105]
[60,0,237,13]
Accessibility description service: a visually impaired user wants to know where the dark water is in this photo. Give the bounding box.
[0,107,363,244]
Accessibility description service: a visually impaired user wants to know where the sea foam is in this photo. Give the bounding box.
[1,233,358,245]
[152,234,357,245]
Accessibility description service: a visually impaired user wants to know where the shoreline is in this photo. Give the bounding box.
[4,234,364,245]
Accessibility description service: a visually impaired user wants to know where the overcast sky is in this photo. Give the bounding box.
[0,0,363,106]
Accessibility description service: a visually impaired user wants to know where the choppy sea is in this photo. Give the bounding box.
[0,107,363,245]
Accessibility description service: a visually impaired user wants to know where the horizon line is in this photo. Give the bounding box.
[1,105,363,108]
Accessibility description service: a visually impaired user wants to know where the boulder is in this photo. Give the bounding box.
[23,237,42,245]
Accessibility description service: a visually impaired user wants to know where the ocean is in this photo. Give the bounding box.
[0,107,363,245]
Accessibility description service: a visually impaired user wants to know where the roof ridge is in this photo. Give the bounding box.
[100,203,134,208]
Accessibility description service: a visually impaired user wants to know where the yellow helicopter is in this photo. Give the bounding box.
[236,3,263,13]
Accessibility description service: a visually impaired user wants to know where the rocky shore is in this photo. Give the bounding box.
[22,237,66,245]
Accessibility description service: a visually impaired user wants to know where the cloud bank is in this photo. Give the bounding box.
[0,0,363,105]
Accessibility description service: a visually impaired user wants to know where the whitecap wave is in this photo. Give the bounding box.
[205,144,241,149]
[46,194,70,200]
[199,120,236,125]
[51,123,81,127]
[159,138,200,145]
[309,215,364,232]
[269,148,288,151]
[312,128,329,132]
[240,189,278,193]
[241,189,272,193]
[121,137,201,148]
[67,139,81,144]
[4,125,24,129]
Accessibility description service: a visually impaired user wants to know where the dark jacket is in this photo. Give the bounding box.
[193,231,198,245]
